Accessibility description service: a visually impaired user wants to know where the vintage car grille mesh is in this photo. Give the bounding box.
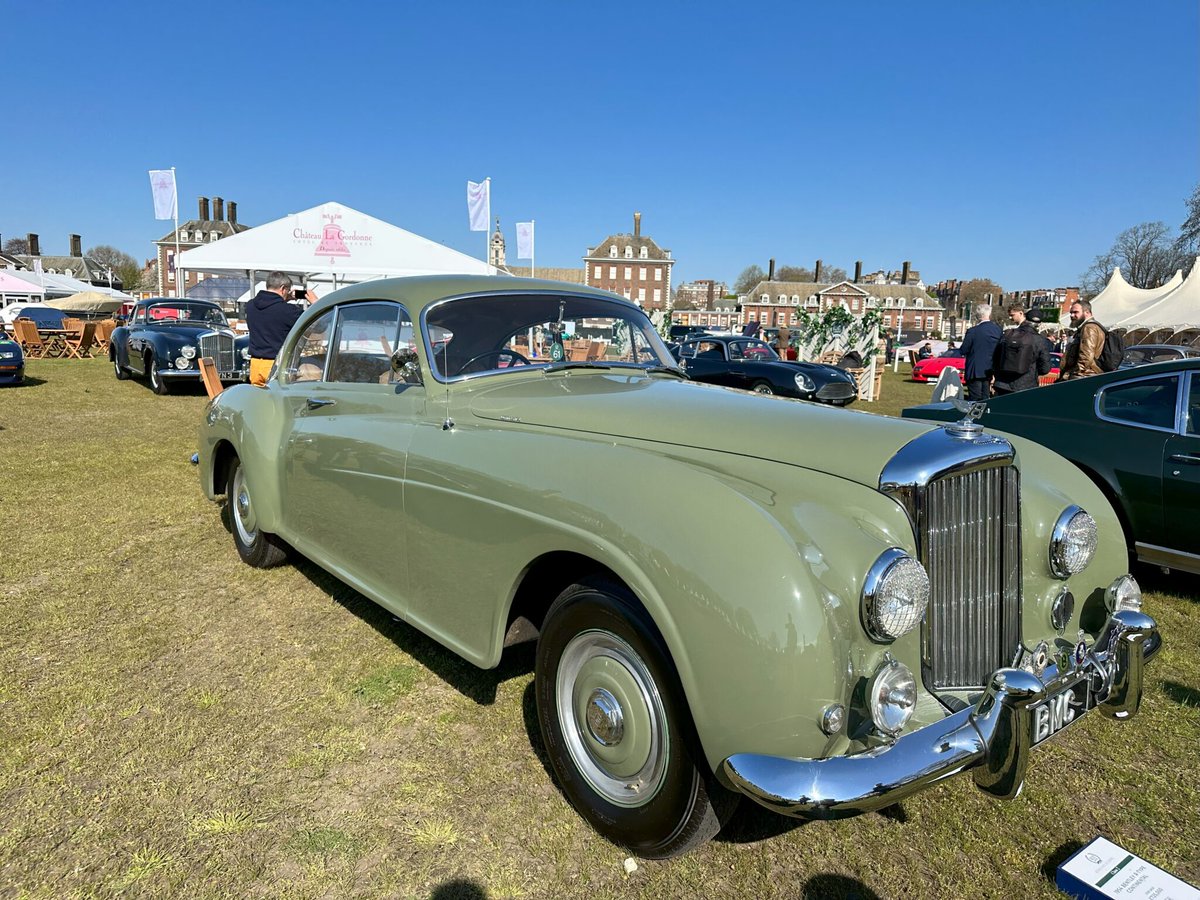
[816,382,857,401]
[199,333,236,372]
[923,465,1021,690]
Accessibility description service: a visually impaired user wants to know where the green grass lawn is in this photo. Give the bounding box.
[2,358,1197,898]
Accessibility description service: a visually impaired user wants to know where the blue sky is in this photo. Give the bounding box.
[3,1,1197,291]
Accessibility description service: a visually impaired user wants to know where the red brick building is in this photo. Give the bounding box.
[154,196,249,297]
[742,279,943,336]
[583,212,674,310]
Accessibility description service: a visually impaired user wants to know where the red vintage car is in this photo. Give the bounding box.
[912,351,1062,383]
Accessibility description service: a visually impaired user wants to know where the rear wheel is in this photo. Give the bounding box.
[228,458,287,568]
[751,381,774,395]
[148,353,171,395]
[535,579,735,858]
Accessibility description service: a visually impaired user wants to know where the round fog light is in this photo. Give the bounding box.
[1107,574,1142,613]
[1051,588,1075,632]
[174,356,189,369]
[181,345,197,359]
[820,704,845,736]
[868,659,916,735]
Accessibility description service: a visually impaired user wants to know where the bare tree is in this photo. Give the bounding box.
[3,237,29,255]
[1081,222,1194,297]
[957,278,1004,314]
[87,245,144,292]
[1179,183,1200,250]
[771,264,849,284]
[733,265,766,294]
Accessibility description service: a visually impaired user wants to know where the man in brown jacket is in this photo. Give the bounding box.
[1059,299,1105,379]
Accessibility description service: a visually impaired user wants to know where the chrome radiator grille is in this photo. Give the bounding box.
[923,465,1021,690]
[199,332,236,372]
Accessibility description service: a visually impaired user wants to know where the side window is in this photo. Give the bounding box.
[327,302,413,385]
[284,310,335,383]
[728,342,746,360]
[1188,373,1200,436]
[1098,376,1179,431]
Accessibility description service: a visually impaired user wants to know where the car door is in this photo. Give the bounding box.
[280,301,423,609]
[1161,371,1200,563]
[125,308,148,374]
[679,340,731,386]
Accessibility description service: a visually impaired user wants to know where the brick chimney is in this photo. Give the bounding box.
[27,233,40,256]
[768,258,775,281]
[814,259,823,282]
[633,211,641,238]
[199,197,210,220]
[854,260,863,283]
[213,197,224,221]
[227,201,237,226]
[901,261,911,285]
[70,234,82,257]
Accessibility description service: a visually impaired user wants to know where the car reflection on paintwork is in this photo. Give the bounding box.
[1119,344,1200,369]
[672,334,859,405]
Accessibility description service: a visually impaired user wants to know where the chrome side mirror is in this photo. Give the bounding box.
[391,348,423,385]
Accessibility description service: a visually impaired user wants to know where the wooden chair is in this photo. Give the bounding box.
[586,340,606,361]
[14,319,57,358]
[61,322,97,359]
[199,356,224,399]
[93,320,115,353]
[62,317,84,333]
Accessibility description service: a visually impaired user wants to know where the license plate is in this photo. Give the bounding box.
[1031,675,1094,746]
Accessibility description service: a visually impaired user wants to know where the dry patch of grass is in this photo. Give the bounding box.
[1,357,1197,899]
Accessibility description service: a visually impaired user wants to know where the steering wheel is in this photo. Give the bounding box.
[453,349,531,376]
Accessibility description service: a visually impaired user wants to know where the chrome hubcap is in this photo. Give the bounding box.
[556,629,668,807]
[231,467,257,544]
[585,688,625,746]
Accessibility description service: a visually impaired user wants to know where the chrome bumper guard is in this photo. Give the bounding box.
[722,609,1159,819]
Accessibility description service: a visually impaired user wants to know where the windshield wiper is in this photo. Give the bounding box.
[543,361,614,373]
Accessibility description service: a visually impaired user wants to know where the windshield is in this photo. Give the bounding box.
[424,293,673,380]
[145,302,228,327]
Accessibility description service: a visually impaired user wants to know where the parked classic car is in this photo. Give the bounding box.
[0,331,25,385]
[198,276,1159,858]
[904,357,1200,575]
[111,298,249,394]
[912,349,1062,383]
[671,334,859,404]
[1119,344,1200,369]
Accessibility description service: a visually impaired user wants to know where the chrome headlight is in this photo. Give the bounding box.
[1049,506,1097,578]
[181,345,197,359]
[794,372,815,393]
[862,548,930,641]
[175,356,190,369]
[1106,574,1142,613]
[869,658,916,735]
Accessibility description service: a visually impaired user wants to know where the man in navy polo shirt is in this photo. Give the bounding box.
[245,272,316,386]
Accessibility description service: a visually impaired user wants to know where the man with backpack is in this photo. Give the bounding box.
[992,306,1052,394]
[1060,299,1123,379]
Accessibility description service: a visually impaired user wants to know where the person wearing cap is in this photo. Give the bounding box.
[991,306,1051,394]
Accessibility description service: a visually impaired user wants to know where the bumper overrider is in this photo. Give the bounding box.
[722,609,1160,818]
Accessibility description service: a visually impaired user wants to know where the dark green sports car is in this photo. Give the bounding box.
[903,358,1200,575]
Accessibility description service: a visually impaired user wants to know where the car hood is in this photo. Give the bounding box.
[467,372,935,489]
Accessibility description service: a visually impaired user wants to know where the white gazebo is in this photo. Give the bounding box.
[1091,266,1183,326]
[1114,258,1200,346]
[177,201,498,294]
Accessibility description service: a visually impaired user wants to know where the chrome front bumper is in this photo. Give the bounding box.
[722,609,1160,819]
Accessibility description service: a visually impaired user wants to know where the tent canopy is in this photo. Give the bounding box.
[0,268,130,299]
[0,270,45,296]
[177,201,497,284]
[1092,266,1182,324]
[1115,258,1200,330]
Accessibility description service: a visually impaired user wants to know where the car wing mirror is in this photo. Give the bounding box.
[391,348,424,385]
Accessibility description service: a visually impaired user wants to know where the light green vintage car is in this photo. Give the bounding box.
[197,276,1159,858]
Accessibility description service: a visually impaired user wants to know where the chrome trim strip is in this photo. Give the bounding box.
[1134,542,1200,575]
[721,610,1158,819]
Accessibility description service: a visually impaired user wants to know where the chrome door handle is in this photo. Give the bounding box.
[306,398,335,410]
[1168,453,1200,465]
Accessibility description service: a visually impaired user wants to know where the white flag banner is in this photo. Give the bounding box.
[149,169,177,220]
[516,221,534,259]
[467,179,490,232]
[33,259,43,275]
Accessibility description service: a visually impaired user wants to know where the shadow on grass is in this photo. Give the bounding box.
[1161,680,1200,708]
[799,875,883,899]
[1041,840,1085,884]
[3,375,47,388]
[291,555,536,706]
[431,879,488,899]
[1133,562,1200,602]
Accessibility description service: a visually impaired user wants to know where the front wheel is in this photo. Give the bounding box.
[751,381,774,395]
[148,353,171,395]
[227,458,287,568]
[535,579,735,858]
[113,353,129,380]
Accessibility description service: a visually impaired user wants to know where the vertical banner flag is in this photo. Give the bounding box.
[148,169,177,220]
[33,259,43,275]
[516,221,534,259]
[467,179,490,231]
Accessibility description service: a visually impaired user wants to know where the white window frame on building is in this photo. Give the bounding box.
[609,266,616,279]
[654,269,662,281]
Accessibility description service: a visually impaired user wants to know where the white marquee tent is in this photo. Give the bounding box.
[0,268,131,304]
[1114,257,1200,335]
[177,201,498,290]
[1090,266,1182,325]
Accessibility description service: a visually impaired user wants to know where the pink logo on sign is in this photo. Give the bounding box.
[315,223,350,257]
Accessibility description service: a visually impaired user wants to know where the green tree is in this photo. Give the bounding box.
[87,245,143,292]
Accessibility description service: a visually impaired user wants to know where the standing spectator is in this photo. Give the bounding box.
[245,272,315,386]
[959,303,1002,401]
[1059,300,1105,380]
[992,306,1051,394]
[884,330,895,364]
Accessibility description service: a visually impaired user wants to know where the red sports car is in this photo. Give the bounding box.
[911,352,1062,383]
